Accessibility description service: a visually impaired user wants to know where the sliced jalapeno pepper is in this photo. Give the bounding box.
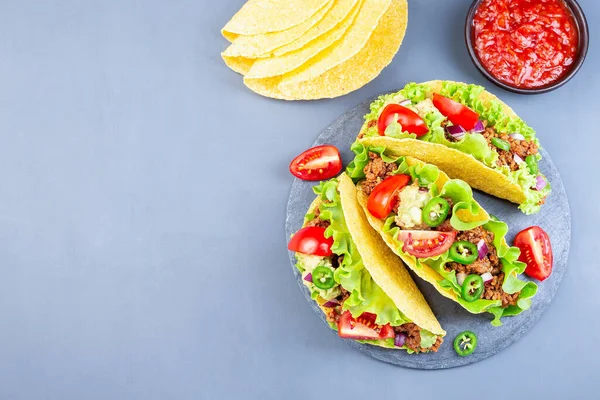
[422,197,450,227]
[491,137,511,151]
[453,331,478,356]
[461,274,484,302]
[312,266,335,290]
[449,241,478,265]
[525,155,538,175]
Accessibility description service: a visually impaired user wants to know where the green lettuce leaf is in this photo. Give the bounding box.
[420,329,438,348]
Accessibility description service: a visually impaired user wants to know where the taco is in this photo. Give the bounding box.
[347,143,538,326]
[288,173,445,352]
[356,81,550,214]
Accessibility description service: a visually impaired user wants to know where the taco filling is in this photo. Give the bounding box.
[357,81,551,214]
[348,143,538,325]
[292,179,443,352]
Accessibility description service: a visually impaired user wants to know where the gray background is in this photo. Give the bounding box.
[0,0,596,399]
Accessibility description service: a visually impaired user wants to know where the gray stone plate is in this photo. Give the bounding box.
[285,93,571,369]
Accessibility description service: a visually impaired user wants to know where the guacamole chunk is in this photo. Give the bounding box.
[394,185,432,229]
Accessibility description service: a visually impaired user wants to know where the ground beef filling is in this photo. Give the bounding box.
[361,152,397,196]
[484,273,520,307]
[394,323,442,353]
[443,226,520,307]
[305,207,330,229]
[446,227,501,275]
[482,126,538,171]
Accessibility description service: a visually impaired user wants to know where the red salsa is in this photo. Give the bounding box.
[473,0,579,88]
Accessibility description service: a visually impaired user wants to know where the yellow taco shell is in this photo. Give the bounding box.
[221,0,332,39]
[222,1,333,59]
[244,0,406,100]
[244,0,361,79]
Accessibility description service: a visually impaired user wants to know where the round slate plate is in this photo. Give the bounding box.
[285,93,571,369]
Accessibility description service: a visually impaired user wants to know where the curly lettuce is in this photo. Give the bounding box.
[358,81,550,214]
[348,143,538,325]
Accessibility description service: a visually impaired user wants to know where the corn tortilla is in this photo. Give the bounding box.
[244,0,405,100]
[222,1,333,59]
[272,0,360,57]
[279,0,407,99]
[221,55,254,76]
[279,0,391,87]
[245,0,362,79]
[222,0,332,38]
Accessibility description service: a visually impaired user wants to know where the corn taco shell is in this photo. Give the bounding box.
[221,0,332,40]
[347,143,538,325]
[356,80,550,214]
[222,1,333,59]
[292,174,445,352]
[244,0,406,100]
[222,55,254,76]
[272,0,360,57]
[244,0,361,79]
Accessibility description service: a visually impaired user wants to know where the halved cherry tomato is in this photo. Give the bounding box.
[377,104,429,137]
[397,230,457,258]
[514,226,553,281]
[289,145,342,181]
[367,174,411,219]
[337,311,393,340]
[379,323,395,340]
[432,93,479,131]
[287,226,333,256]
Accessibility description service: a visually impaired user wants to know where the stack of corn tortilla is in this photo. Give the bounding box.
[221,0,408,100]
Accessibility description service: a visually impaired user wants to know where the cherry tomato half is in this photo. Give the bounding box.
[377,104,429,137]
[397,230,457,258]
[289,145,342,181]
[432,93,479,131]
[287,226,333,257]
[514,226,553,281]
[337,311,394,340]
[367,174,411,219]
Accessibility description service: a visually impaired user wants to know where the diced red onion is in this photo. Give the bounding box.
[457,272,467,286]
[323,300,339,307]
[509,133,525,141]
[472,120,485,133]
[446,124,466,140]
[535,175,547,191]
[481,272,493,283]
[399,99,411,106]
[394,332,407,347]
[477,239,488,260]
[304,273,312,283]
[513,154,524,165]
[446,124,466,134]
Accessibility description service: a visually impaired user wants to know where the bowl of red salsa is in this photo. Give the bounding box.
[465,0,589,94]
